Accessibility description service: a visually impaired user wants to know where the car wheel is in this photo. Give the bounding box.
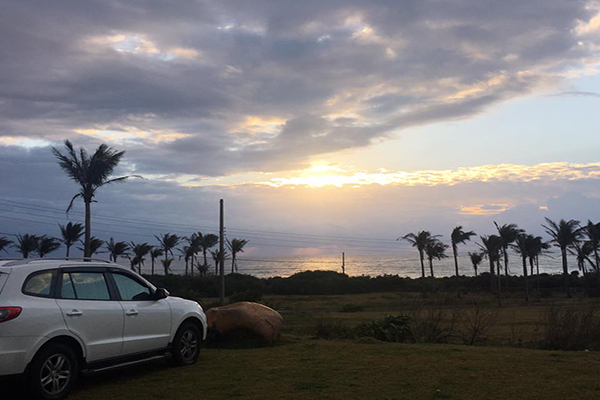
[171,322,201,366]
[29,343,78,400]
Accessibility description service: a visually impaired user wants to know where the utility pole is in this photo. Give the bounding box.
[219,199,225,306]
[342,252,345,275]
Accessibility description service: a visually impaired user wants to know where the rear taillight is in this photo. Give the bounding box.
[0,307,22,322]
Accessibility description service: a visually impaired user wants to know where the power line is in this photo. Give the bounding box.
[0,198,404,244]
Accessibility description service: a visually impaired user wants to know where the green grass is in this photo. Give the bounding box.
[70,339,600,400]
[20,292,600,399]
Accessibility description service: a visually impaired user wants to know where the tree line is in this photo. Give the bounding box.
[402,220,600,301]
[0,226,249,276]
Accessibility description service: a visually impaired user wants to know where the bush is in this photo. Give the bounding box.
[341,304,364,313]
[539,306,600,351]
[229,290,263,303]
[314,319,353,340]
[355,315,413,343]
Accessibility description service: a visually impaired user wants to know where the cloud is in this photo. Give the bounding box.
[260,162,600,188]
[0,0,599,177]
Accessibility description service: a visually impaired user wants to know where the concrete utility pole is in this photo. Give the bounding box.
[342,252,345,275]
[219,199,225,305]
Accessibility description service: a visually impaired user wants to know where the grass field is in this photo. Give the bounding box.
[10,292,600,400]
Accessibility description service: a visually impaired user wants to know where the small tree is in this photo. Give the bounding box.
[424,239,448,278]
[468,252,483,276]
[14,234,38,258]
[0,236,13,255]
[451,226,476,277]
[35,236,61,258]
[59,222,84,257]
[227,238,249,273]
[106,238,130,263]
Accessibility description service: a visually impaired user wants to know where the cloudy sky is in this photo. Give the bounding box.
[1,0,600,257]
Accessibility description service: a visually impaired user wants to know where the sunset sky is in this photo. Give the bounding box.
[1,0,600,256]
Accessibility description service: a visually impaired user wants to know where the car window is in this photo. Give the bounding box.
[113,273,152,301]
[66,272,111,300]
[23,270,55,297]
[60,273,76,299]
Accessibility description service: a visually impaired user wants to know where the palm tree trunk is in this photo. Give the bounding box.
[497,260,502,306]
[84,200,91,258]
[453,244,459,277]
[151,257,155,275]
[561,247,571,298]
[536,256,540,293]
[231,254,235,274]
[429,258,434,278]
[66,245,70,258]
[474,265,478,276]
[522,255,529,302]
[489,258,495,292]
[419,250,425,278]
[503,247,509,288]
[185,258,189,275]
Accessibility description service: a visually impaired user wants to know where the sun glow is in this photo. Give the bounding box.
[261,162,600,188]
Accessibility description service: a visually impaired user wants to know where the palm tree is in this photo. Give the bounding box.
[35,236,61,258]
[189,232,219,274]
[451,226,476,277]
[584,220,600,273]
[569,242,595,276]
[14,234,38,258]
[512,233,533,301]
[0,236,13,255]
[161,258,175,275]
[542,218,584,297]
[401,231,441,278]
[105,238,130,263]
[525,235,550,293]
[478,235,503,295]
[178,246,195,275]
[52,140,136,257]
[78,237,104,257]
[424,239,448,278]
[210,249,229,273]
[155,233,179,272]
[227,238,249,274]
[494,222,524,279]
[129,242,153,274]
[149,247,164,275]
[468,252,483,276]
[59,222,84,257]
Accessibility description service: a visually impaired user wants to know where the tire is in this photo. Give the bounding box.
[28,343,79,400]
[170,322,201,366]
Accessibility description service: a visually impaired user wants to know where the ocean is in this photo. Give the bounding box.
[130,251,577,278]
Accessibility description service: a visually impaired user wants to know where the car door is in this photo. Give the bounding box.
[109,271,171,355]
[56,268,124,362]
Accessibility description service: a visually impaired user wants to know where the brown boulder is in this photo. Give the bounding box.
[206,302,283,343]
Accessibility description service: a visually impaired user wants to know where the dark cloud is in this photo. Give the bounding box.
[0,0,598,176]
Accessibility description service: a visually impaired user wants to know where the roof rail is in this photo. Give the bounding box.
[1,257,113,267]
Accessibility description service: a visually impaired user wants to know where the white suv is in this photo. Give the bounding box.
[0,258,207,400]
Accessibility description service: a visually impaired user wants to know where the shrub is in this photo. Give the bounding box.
[229,290,263,303]
[539,306,600,351]
[314,319,353,340]
[355,315,413,343]
[341,304,364,313]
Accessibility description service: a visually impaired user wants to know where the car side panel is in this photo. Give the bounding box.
[167,297,207,341]
[56,299,125,362]
[120,299,172,354]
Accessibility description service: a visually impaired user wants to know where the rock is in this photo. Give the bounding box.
[206,302,283,343]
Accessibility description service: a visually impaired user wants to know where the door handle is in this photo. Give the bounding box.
[126,309,139,316]
[66,310,83,317]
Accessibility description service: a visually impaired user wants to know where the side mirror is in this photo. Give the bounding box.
[154,288,169,300]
